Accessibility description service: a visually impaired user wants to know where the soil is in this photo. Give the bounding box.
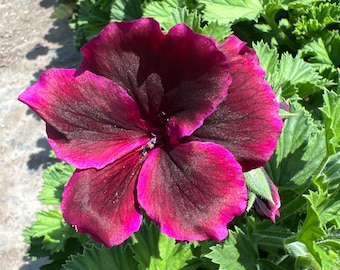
[0,0,82,269]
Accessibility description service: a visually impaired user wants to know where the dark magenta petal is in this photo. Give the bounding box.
[279,101,290,112]
[254,169,280,222]
[268,178,280,221]
[19,68,150,169]
[61,151,145,247]
[137,142,247,241]
[279,101,291,121]
[194,35,282,171]
[159,24,231,137]
[80,18,231,137]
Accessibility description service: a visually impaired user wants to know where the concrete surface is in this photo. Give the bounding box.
[0,0,82,268]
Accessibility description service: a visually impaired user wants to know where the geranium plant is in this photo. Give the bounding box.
[21,0,340,269]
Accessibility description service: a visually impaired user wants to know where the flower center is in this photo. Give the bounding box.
[152,132,170,147]
[141,111,179,156]
[141,131,170,156]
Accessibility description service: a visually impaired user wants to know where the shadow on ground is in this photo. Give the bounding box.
[27,138,60,169]
[25,11,82,119]
[20,257,51,270]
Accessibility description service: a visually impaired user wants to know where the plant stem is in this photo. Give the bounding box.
[262,11,297,52]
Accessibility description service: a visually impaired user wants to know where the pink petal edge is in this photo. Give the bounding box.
[137,141,247,241]
[19,68,150,169]
[61,151,145,247]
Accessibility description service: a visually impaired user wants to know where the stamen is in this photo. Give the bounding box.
[140,132,169,156]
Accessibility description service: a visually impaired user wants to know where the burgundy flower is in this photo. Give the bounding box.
[253,169,281,222]
[19,18,282,247]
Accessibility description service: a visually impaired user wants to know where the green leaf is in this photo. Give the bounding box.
[294,189,340,269]
[144,3,232,41]
[256,259,288,270]
[110,0,143,22]
[40,237,85,270]
[63,244,138,269]
[266,102,326,192]
[246,191,257,211]
[71,0,112,48]
[130,220,196,269]
[252,41,279,79]
[23,227,50,260]
[320,90,340,156]
[300,34,337,67]
[293,3,340,37]
[279,108,297,119]
[274,189,306,227]
[205,228,258,269]
[38,162,74,205]
[200,21,232,42]
[162,8,202,33]
[253,222,294,252]
[31,210,64,237]
[273,53,331,98]
[298,198,326,245]
[313,239,340,270]
[244,167,274,204]
[298,30,340,86]
[144,1,203,34]
[199,0,263,24]
[304,190,340,229]
[314,151,340,190]
[253,42,331,97]
[30,210,78,253]
[143,0,185,25]
[285,241,321,270]
[279,0,315,5]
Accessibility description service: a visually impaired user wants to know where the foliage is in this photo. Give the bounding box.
[24,0,340,269]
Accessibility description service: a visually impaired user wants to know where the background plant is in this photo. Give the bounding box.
[24,0,340,269]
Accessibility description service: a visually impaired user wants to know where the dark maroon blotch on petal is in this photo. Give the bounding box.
[194,35,282,171]
[61,151,146,247]
[19,68,150,170]
[137,142,247,241]
[80,18,231,138]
